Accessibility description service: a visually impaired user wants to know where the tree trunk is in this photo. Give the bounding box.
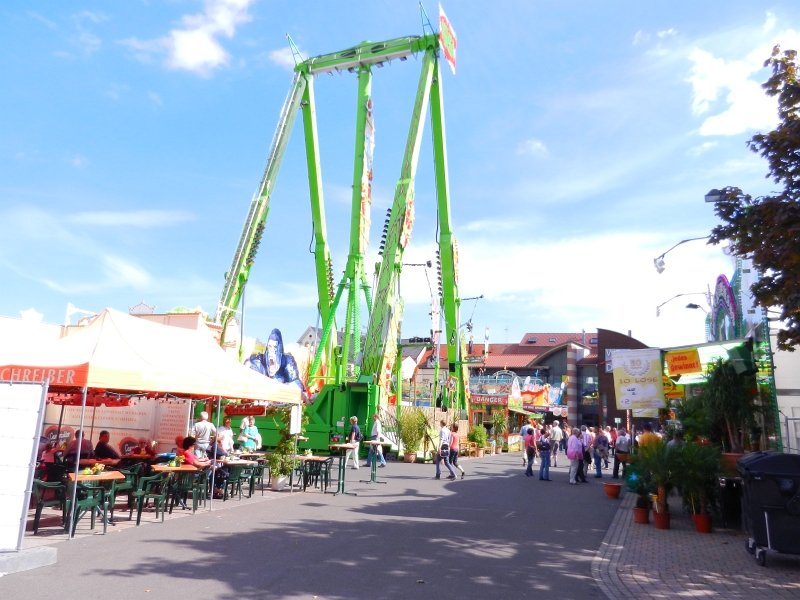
[657,484,667,513]
[725,417,742,453]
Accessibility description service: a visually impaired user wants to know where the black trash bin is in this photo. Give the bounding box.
[737,451,800,567]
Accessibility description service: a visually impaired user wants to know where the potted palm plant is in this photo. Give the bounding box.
[675,442,721,533]
[636,439,679,529]
[625,456,654,524]
[490,412,507,454]
[398,409,429,463]
[468,425,488,457]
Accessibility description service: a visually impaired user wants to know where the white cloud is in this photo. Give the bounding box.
[69,210,195,228]
[517,139,548,156]
[105,83,129,100]
[121,0,254,77]
[148,91,163,106]
[633,30,650,46]
[28,11,56,29]
[658,28,677,38]
[68,155,90,168]
[268,47,298,70]
[687,141,718,156]
[764,12,777,33]
[246,282,319,308]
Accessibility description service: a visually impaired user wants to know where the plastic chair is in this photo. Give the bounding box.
[65,483,107,536]
[131,473,171,525]
[320,457,334,493]
[249,464,267,496]
[107,464,141,520]
[223,465,251,501]
[191,468,211,511]
[168,471,196,514]
[32,479,66,534]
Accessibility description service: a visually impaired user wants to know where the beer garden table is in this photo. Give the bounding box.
[360,440,387,485]
[328,443,358,496]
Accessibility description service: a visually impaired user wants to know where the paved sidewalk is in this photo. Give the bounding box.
[593,491,800,599]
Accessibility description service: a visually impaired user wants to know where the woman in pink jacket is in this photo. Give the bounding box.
[567,428,584,485]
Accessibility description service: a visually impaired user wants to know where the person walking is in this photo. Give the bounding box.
[592,427,609,478]
[520,420,533,467]
[344,416,362,469]
[537,430,552,481]
[524,427,537,477]
[578,426,592,482]
[366,414,386,468]
[449,423,466,479]
[434,420,456,480]
[567,428,583,485]
[612,428,631,479]
[550,420,563,467]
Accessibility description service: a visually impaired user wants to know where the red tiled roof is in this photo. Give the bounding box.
[518,332,597,347]
[482,355,538,369]
[577,353,598,366]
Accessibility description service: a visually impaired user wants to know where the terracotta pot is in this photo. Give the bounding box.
[721,453,745,476]
[476,448,485,458]
[632,507,650,524]
[495,446,503,454]
[603,482,622,499]
[694,514,712,534]
[653,510,671,530]
[403,453,417,463]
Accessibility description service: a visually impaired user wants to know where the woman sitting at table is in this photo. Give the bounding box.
[240,416,260,451]
[128,438,156,458]
[181,437,211,468]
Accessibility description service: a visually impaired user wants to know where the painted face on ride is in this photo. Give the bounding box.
[267,339,279,376]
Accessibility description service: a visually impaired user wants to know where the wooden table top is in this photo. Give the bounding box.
[79,459,120,466]
[238,453,266,459]
[68,470,125,482]
[363,440,386,446]
[329,443,357,450]
[219,459,258,466]
[151,464,197,472]
[292,455,329,462]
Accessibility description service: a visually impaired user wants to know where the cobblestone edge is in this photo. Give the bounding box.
[591,490,636,600]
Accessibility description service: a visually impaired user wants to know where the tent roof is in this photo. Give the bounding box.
[0,308,300,404]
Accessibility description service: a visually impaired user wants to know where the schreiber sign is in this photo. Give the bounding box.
[0,365,86,385]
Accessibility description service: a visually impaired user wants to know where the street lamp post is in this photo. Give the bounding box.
[653,236,711,274]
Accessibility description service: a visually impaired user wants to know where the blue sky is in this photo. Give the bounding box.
[2,1,799,350]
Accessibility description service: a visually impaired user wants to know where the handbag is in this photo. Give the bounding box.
[439,443,450,457]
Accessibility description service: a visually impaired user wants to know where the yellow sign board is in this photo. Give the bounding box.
[611,349,666,411]
[665,349,702,376]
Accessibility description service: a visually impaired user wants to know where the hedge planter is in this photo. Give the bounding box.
[633,507,650,524]
[603,482,622,499]
[270,475,288,492]
[476,448,485,458]
[694,514,712,534]
[403,453,417,463]
[653,510,671,530]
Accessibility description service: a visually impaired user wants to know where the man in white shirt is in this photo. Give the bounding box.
[366,414,386,468]
[550,420,564,467]
[216,417,235,453]
[434,420,456,480]
[192,411,216,458]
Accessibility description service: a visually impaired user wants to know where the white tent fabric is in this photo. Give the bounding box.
[0,308,300,404]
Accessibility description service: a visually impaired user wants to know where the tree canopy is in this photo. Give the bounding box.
[708,46,800,351]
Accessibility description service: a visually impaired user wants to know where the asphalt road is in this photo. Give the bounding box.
[2,453,624,600]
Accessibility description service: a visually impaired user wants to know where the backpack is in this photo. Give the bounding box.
[615,436,630,454]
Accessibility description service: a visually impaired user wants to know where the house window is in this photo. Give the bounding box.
[527,337,537,343]
[590,337,598,344]
[549,337,556,343]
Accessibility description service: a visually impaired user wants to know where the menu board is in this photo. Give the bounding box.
[154,401,191,452]
[0,382,47,552]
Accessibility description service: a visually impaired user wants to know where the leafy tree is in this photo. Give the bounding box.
[708,46,800,350]
[701,359,757,454]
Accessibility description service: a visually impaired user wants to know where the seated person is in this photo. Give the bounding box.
[128,438,156,457]
[63,430,94,462]
[174,435,185,457]
[39,442,59,464]
[206,437,229,461]
[181,437,211,468]
[94,430,120,460]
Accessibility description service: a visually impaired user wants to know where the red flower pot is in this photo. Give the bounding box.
[694,514,712,534]
[632,507,650,524]
[604,482,622,499]
[653,510,671,530]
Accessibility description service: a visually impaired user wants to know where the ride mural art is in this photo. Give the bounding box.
[245,329,306,391]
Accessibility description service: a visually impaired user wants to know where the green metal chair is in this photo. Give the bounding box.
[249,464,267,496]
[192,467,211,511]
[168,469,209,514]
[107,463,141,521]
[31,479,66,534]
[131,473,171,525]
[223,465,251,501]
[65,482,107,536]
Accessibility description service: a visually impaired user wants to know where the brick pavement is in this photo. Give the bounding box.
[592,490,800,599]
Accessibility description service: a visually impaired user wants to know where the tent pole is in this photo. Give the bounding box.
[88,396,99,443]
[208,396,221,512]
[68,386,88,540]
[56,403,65,444]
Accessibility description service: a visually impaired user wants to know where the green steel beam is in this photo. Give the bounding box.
[429,57,464,411]
[362,48,436,380]
[297,34,439,75]
[301,74,335,328]
[217,72,307,336]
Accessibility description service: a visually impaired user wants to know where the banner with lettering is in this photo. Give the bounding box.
[611,349,666,411]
